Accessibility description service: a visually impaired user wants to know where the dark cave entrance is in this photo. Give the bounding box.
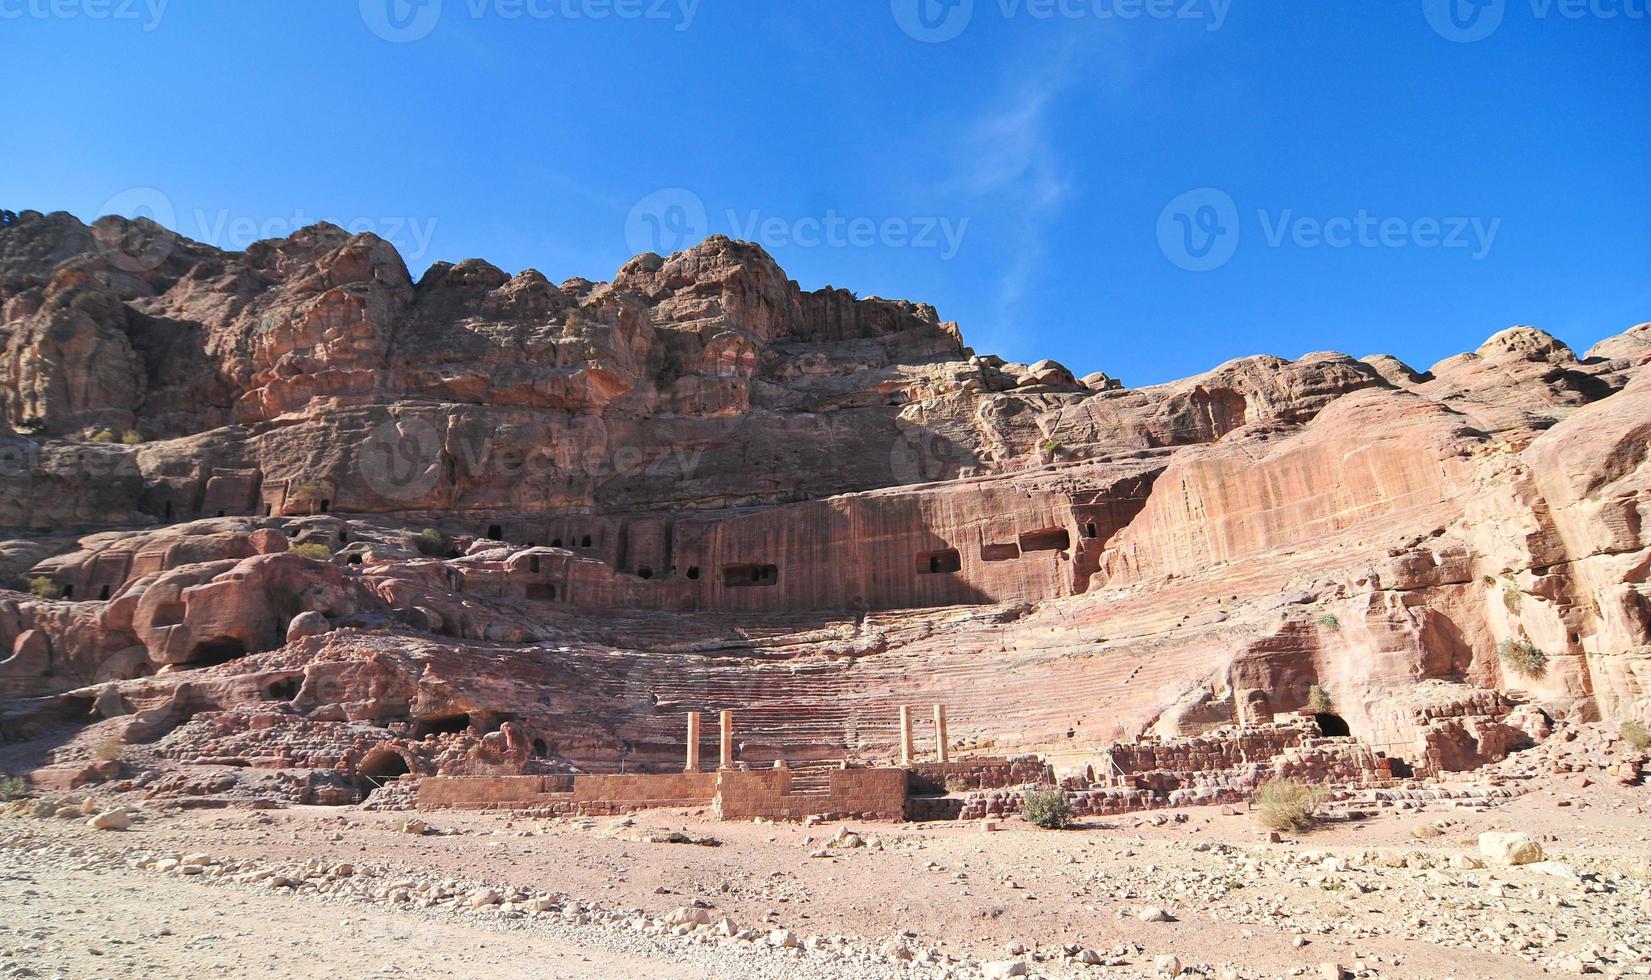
[916,548,962,575]
[1019,528,1071,552]
[358,748,409,785]
[723,563,779,588]
[265,676,300,702]
[531,738,548,758]
[188,637,248,667]
[1315,713,1351,737]
[526,583,555,601]
[412,713,471,739]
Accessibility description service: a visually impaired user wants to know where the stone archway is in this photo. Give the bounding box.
[358,747,410,785]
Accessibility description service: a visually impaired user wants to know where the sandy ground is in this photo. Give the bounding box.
[2,775,1648,979]
[1,860,686,979]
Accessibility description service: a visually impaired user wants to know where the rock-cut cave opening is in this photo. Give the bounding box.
[412,713,471,739]
[357,748,409,784]
[1315,713,1351,738]
[187,637,249,668]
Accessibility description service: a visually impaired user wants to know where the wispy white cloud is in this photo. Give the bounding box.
[949,47,1086,344]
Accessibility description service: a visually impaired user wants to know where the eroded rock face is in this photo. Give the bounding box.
[1,208,1648,804]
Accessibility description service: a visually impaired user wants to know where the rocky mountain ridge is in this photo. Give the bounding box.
[1,207,1648,807]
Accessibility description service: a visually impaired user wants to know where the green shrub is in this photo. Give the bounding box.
[1306,684,1335,714]
[1621,720,1650,752]
[120,430,143,445]
[1315,613,1340,632]
[1040,439,1063,456]
[413,527,448,557]
[87,428,116,443]
[23,576,62,599]
[1481,575,1497,587]
[1498,639,1547,678]
[1502,585,1522,615]
[92,739,124,763]
[1254,778,1322,833]
[289,542,333,561]
[0,776,29,802]
[1019,788,1074,830]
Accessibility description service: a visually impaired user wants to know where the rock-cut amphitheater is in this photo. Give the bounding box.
[1,208,1648,820]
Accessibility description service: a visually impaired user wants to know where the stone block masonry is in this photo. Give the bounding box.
[714,767,907,822]
[417,772,717,814]
[418,766,906,821]
[908,756,1052,794]
[953,719,1396,821]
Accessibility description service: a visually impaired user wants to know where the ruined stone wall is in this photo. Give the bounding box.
[908,756,1051,794]
[711,767,906,822]
[416,771,717,812]
[418,767,903,821]
[1102,720,1315,778]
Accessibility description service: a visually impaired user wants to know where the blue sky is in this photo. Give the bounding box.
[3,1,1647,385]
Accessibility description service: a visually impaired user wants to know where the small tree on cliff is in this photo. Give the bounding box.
[1497,639,1547,679]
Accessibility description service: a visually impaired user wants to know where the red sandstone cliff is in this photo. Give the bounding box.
[1,208,1647,803]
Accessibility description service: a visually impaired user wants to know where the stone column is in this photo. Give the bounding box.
[933,704,949,763]
[899,706,914,766]
[719,710,733,769]
[685,711,701,772]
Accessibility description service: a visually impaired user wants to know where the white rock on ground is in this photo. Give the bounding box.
[1478,831,1545,866]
